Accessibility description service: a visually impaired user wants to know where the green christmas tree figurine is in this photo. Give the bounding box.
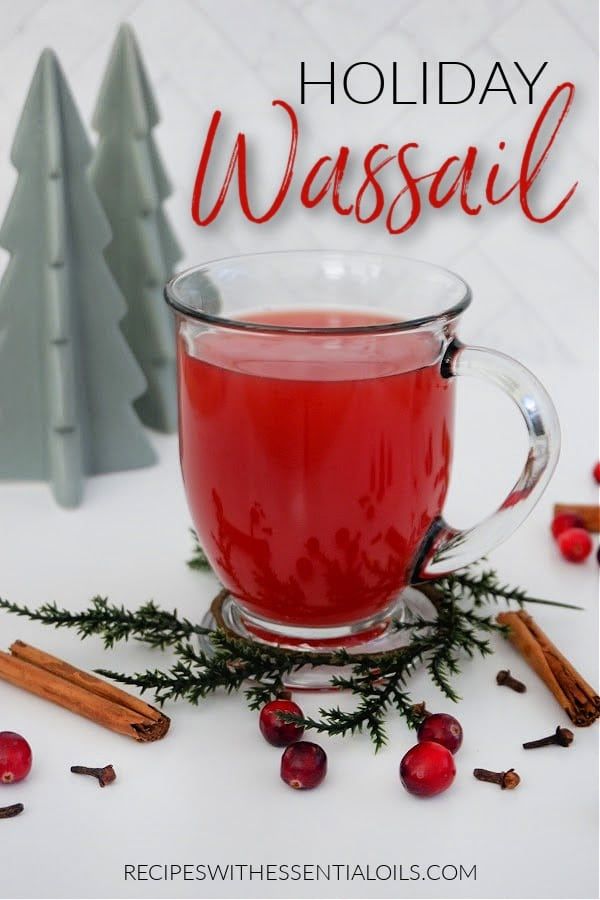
[0,49,156,508]
[91,24,182,433]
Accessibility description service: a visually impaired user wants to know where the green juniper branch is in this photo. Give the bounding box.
[0,536,578,749]
[432,566,582,610]
[187,530,212,571]
[0,596,210,650]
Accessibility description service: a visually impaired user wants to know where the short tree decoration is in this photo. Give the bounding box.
[91,24,182,433]
[0,49,156,507]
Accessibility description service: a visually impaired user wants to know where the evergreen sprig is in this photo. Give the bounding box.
[0,596,209,650]
[98,634,331,710]
[187,530,212,571]
[0,539,577,750]
[434,566,581,610]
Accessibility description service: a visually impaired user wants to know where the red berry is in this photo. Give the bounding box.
[417,713,463,754]
[280,741,327,789]
[593,462,600,484]
[259,699,305,747]
[557,527,593,563]
[0,732,32,784]
[400,741,456,797]
[551,512,585,539]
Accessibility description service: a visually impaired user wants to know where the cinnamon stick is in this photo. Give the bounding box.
[553,503,600,533]
[0,642,170,741]
[497,610,600,726]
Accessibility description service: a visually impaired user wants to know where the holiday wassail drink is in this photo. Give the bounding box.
[178,308,454,629]
[168,252,559,662]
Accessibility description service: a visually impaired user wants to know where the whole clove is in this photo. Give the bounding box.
[523,725,574,749]
[473,768,520,790]
[496,669,526,693]
[70,764,116,787]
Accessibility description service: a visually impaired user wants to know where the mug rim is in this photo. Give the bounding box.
[164,250,472,335]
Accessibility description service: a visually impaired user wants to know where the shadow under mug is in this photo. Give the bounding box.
[165,252,560,654]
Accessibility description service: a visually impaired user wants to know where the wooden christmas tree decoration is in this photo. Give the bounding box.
[0,49,156,508]
[91,24,182,433]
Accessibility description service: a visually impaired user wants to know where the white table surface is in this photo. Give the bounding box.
[0,369,597,900]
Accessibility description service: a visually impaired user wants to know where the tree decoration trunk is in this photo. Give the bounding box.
[0,49,156,507]
[91,24,182,433]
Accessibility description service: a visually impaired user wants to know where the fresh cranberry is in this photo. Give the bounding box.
[593,462,600,484]
[557,527,593,563]
[400,741,456,797]
[417,713,463,754]
[280,741,327,789]
[259,699,305,747]
[551,512,586,540]
[0,732,32,784]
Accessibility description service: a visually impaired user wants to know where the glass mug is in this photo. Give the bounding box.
[165,252,560,654]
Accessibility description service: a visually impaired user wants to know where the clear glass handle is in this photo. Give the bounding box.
[415,340,561,579]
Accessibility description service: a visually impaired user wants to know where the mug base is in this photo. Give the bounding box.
[198,587,438,690]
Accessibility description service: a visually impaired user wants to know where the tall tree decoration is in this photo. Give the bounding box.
[91,24,182,433]
[0,49,156,508]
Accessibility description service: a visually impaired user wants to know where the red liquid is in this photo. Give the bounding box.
[178,309,454,628]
